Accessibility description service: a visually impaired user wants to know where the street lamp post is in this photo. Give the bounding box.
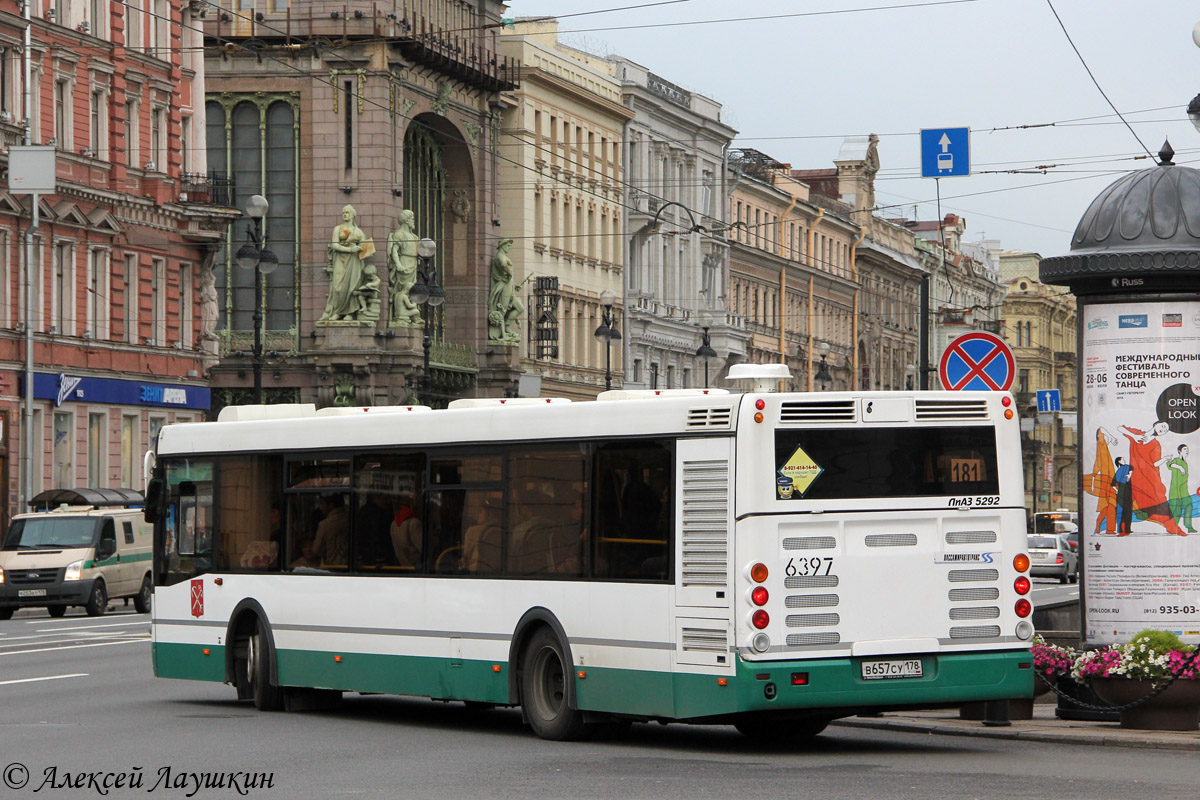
[234,194,278,404]
[814,341,832,391]
[695,326,717,387]
[593,289,621,391]
[408,237,442,405]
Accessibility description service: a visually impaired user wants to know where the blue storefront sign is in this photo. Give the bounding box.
[26,373,210,410]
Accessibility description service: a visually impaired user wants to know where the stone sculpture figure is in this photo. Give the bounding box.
[320,204,375,322]
[487,238,523,345]
[387,209,422,326]
[356,261,381,324]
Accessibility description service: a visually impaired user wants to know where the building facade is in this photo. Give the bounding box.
[202,0,520,410]
[615,56,744,390]
[1001,253,1079,519]
[727,149,858,390]
[0,0,235,527]
[497,21,630,399]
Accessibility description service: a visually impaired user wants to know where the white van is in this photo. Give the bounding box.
[0,488,153,619]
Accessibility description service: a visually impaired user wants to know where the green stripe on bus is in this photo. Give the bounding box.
[152,642,227,683]
[154,641,1029,719]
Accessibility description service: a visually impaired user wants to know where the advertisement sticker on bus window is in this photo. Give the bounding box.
[778,445,823,498]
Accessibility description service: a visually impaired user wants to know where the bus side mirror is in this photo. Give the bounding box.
[144,476,164,524]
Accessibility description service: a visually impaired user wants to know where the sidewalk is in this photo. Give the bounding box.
[833,702,1200,750]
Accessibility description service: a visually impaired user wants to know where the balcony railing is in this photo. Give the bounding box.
[179,172,236,207]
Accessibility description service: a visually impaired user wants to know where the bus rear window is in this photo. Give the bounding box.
[774,426,998,500]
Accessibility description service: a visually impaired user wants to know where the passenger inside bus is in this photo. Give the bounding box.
[390,491,423,568]
[356,492,395,568]
[311,494,350,568]
[460,492,502,574]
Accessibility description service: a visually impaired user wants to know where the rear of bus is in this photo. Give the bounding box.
[729,391,1031,722]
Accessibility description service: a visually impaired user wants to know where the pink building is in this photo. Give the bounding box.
[0,0,236,532]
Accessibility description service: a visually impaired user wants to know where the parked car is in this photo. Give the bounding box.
[1027,534,1078,584]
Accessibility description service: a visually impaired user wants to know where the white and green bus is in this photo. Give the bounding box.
[146,366,1034,741]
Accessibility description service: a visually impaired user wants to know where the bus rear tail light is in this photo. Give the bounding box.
[1015,599,1032,618]
[755,399,766,410]
[750,563,769,583]
[752,610,770,629]
[1014,576,1031,595]
[751,586,769,606]
[1013,554,1030,573]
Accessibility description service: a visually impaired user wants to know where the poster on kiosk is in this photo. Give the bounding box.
[1081,300,1200,645]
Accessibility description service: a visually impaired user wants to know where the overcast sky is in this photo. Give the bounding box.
[505,0,1200,260]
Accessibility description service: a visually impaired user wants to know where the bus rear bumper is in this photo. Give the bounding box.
[675,649,1033,721]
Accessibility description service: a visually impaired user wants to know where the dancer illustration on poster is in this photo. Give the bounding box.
[1099,421,1186,536]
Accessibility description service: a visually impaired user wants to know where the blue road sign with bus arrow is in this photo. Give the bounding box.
[1037,389,1061,413]
[921,127,970,178]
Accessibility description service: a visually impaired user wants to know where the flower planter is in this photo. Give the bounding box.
[1090,677,1200,731]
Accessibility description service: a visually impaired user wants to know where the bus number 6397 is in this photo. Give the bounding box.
[786,557,834,577]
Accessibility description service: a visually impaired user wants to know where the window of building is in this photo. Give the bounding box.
[89,0,105,36]
[88,412,106,487]
[149,105,165,170]
[206,95,299,340]
[54,78,70,147]
[53,241,73,334]
[125,96,140,167]
[179,262,192,349]
[150,257,166,345]
[87,248,109,338]
[126,0,141,48]
[89,88,106,157]
[54,411,74,488]
[123,253,138,343]
[120,415,139,489]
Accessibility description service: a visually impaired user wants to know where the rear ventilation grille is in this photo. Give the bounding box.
[785,594,839,609]
[680,460,730,586]
[785,575,840,589]
[950,606,1000,620]
[865,533,917,548]
[948,568,999,583]
[681,626,729,653]
[787,632,841,647]
[915,399,989,420]
[686,406,734,429]
[949,587,999,601]
[780,400,856,422]
[946,530,998,544]
[950,625,1001,639]
[783,536,836,550]
[786,613,840,628]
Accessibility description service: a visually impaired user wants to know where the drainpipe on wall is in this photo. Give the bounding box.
[805,208,825,391]
[850,223,866,390]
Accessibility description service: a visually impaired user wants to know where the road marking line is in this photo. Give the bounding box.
[25,613,147,625]
[0,639,147,657]
[35,621,149,632]
[0,673,88,686]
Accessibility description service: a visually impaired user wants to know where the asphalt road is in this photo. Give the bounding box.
[10,599,1199,800]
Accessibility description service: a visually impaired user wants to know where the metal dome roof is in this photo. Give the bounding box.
[1040,141,1200,283]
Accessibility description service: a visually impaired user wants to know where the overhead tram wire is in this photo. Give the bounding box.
[1043,0,1154,159]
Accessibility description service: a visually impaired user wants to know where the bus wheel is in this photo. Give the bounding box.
[46,606,66,618]
[134,576,153,614]
[521,628,589,741]
[247,620,284,711]
[735,716,830,743]
[85,582,108,617]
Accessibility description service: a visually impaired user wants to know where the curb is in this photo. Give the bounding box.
[831,715,1200,751]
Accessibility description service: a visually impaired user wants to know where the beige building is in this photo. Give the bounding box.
[498,22,632,399]
[727,150,859,390]
[1001,257,1079,519]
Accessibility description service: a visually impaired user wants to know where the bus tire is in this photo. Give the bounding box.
[47,606,67,618]
[85,581,108,617]
[248,619,284,711]
[735,716,830,743]
[134,576,153,614]
[520,627,589,741]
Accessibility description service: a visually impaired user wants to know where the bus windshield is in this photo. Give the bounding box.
[2,517,100,550]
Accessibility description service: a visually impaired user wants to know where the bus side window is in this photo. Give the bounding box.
[594,441,671,581]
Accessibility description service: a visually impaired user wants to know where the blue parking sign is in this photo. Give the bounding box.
[921,127,970,178]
